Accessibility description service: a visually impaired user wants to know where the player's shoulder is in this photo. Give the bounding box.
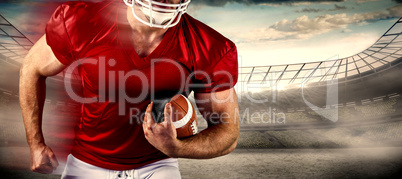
[55,0,115,21]
[46,0,118,54]
[181,14,236,56]
[56,1,93,17]
[59,1,88,9]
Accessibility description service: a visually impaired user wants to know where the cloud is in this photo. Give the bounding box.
[295,7,322,13]
[355,0,379,2]
[236,4,402,42]
[191,0,344,7]
[295,4,347,13]
[341,29,352,33]
[330,4,346,11]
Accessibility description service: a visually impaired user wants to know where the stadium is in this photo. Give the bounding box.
[0,9,402,179]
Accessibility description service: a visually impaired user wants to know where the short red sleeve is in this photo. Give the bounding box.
[46,3,80,65]
[192,45,238,93]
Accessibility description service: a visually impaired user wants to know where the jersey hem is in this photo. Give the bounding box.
[71,149,170,171]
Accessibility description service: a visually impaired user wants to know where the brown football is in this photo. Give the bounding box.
[169,94,198,138]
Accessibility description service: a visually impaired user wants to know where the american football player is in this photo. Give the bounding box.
[19,0,239,178]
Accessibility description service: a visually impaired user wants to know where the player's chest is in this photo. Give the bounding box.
[77,46,192,95]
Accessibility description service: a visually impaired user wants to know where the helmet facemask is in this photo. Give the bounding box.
[123,0,191,29]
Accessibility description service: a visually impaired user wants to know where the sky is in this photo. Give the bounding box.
[0,0,401,67]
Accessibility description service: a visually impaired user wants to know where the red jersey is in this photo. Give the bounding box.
[46,0,238,170]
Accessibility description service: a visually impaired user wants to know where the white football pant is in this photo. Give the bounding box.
[61,154,181,179]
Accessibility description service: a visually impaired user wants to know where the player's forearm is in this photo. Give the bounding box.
[171,119,240,159]
[19,65,47,147]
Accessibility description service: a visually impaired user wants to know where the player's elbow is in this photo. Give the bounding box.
[20,54,35,76]
[222,137,238,156]
[19,57,28,76]
[228,138,238,153]
[221,126,239,156]
[226,122,240,154]
[20,59,36,81]
[19,60,31,82]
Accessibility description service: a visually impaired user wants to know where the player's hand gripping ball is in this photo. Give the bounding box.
[151,94,198,138]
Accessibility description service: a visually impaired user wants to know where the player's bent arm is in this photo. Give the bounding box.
[174,88,240,159]
[19,34,66,173]
[20,34,66,147]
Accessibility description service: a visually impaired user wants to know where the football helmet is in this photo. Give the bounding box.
[123,0,191,29]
